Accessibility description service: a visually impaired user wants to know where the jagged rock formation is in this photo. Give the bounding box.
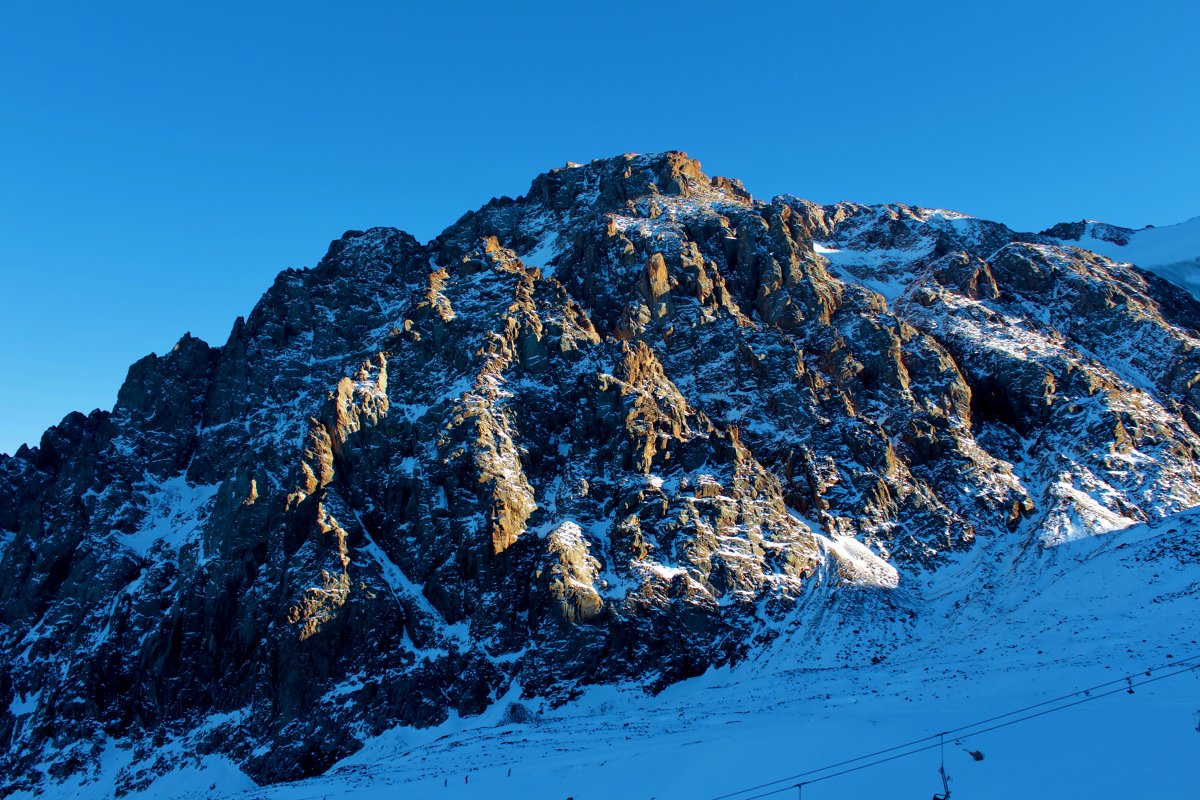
[3,152,1200,795]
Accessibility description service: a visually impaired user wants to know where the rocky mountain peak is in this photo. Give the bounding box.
[3,152,1200,796]
[530,151,715,209]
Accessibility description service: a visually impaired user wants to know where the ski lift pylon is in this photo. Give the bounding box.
[932,732,952,800]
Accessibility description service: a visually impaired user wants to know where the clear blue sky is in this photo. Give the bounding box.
[2,0,1198,454]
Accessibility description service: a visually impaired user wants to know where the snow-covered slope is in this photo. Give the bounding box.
[1045,217,1200,298]
[21,506,1200,800]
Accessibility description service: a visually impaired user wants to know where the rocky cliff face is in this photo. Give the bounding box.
[3,152,1200,795]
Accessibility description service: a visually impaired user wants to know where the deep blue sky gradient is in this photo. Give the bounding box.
[2,0,1198,453]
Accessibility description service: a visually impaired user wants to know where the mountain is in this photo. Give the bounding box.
[3,152,1200,797]
[1043,216,1200,298]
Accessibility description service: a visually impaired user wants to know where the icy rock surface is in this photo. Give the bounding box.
[3,152,1200,795]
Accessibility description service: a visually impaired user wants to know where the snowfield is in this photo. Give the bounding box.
[23,507,1200,800]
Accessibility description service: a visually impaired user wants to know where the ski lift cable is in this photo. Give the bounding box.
[708,657,1200,800]
[245,658,1200,800]
[721,661,1200,800]
[706,651,1200,800]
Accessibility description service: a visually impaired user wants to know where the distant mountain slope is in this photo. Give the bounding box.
[2,152,1199,797]
[1043,216,1200,297]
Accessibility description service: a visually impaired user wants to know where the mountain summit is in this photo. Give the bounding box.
[3,152,1200,795]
